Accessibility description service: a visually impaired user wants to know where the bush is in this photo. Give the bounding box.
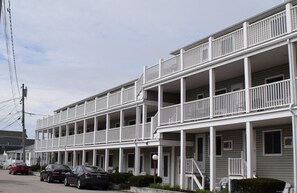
[149,183,181,191]
[108,172,133,184]
[30,164,40,172]
[129,175,162,187]
[232,178,285,193]
[41,164,47,171]
[196,190,213,193]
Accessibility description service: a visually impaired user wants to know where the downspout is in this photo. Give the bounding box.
[289,103,297,193]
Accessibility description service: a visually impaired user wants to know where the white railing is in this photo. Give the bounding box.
[123,86,135,104]
[86,100,95,114]
[60,136,66,147]
[292,5,297,31]
[121,125,136,141]
[228,158,246,176]
[214,90,245,116]
[35,140,41,150]
[109,91,121,107]
[54,112,60,124]
[136,74,143,96]
[42,140,47,149]
[96,96,107,111]
[85,132,94,144]
[36,120,42,129]
[61,110,67,121]
[161,55,181,77]
[248,10,287,46]
[42,117,47,128]
[138,125,142,139]
[67,135,74,146]
[152,113,158,133]
[75,134,83,145]
[53,138,59,147]
[76,104,85,117]
[212,28,244,59]
[48,116,54,125]
[144,122,151,139]
[68,107,75,119]
[95,130,106,143]
[145,64,159,83]
[108,128,120,142]
[251,79,290,111]
[184,98,210,121]
[160,104,181,125]
[185,158,205,190]
[47,139,52,148]
[184,43,209,69]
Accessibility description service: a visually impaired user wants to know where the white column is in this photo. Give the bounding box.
[243,22,249,48]
[209,69,215,118]
[82,150,86,165]
[93,117,97,144]
[66,125,69,146]
[83,119,87,145]
[209,126,216,191]
[142,104,147,140]
[58,126,62,147]
[170,146,175,186]
[246,122,254,178]
[157,145,163,178]
[106,114,109,144]
[286,3,293,33]
[74,123,77,145]
[120,110,124,142]
[92,149,97,166]
[158,85,163,126]
[159,59,163,78]
[104,149,109,172]
[136,106,141,140]
[244,57,252,112]
[288,41,297,105]
[64,151,68,165]
[292,115,297,191]
[57,151,61,164]
[180,78,186,123]
[73,150,77,168]
[120,87,124,104]
[135,146,140,175]
[119,148,123,172]
[208,37,213,61]
[45,152,48,164]
[180,49,184,70]
[180,130,186,189]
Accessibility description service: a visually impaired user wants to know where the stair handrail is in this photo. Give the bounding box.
[191,158,205,188]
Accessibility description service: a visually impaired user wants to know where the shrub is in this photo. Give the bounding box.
[149,183,181,191]
[30,164,40,172]
[129,175,162,187]
[232,178,285,193]
[41,164,47,171]
[196,190,213,193]
[108,172,133,184]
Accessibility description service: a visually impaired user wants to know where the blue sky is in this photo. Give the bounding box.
[0,0,283,138]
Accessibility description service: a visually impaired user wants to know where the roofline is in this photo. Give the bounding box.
[170,0,294,55]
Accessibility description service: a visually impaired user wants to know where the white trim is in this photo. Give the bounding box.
[262,129,282,156]
[284,136,293,148]
[223,140,233,150]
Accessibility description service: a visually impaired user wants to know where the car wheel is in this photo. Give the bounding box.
[77,179,82,189]
[12,171,15,175]
[102,184,109,190]
[40,174,44,181]
[64,177,69,186]
[47,175,52,183]
[8,170,11,174]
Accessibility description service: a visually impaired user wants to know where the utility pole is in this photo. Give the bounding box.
[21,84,27,163]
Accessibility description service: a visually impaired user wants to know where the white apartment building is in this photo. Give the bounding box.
[35,1,297,191]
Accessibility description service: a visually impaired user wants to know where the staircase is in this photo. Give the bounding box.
[185,158,205,190]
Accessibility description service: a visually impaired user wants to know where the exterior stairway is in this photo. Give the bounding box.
[185,158,205,190]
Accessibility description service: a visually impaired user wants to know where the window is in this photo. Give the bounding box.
[108,154,113,167]
[284,137,292,148]
[265,74,284,84]
[128,120,136,125]
[215,88,227,96]
[223,140,233,150]
[208,136,222,156]
[127,154,134,168]
[115,123,120,128]
[263,130,282,155]
[197,93,204,100]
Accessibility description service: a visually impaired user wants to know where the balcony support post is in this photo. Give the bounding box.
[243,22,249,48]
[159,59,163,78]
[288,40,297,104]
[92,149,96,166]
[158,144,163,179]
[291,115,297,190]
[106,114,109,144]
[83,119,86,145]
[209,126,216,191]
[246,122,254,178]
[74,122,77,145]
[119,147,123,172]
[93,117,97,144]
[136,106,141,140]
[57,151,61,164]
[208,37,213,61]
[142,104,147,140]
[66,124,69,146]
[104,149,109,172]
[64,151,68,165]
[181,78,186,123]
[135,146,140,175]
[209,69,215,118]
[82,150,86,165]
[244,57,252,112]
[120,110,124,142]
[170,146,175,186]
[180,130,186,189]
[58,126,61,147]
[180,49,184,70]
[143,66,147,84]
[73,150,76,168]
[286,3,293,33]
[158,85,163,126]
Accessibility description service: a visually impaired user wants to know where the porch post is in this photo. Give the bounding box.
[136,106,141,140]
[104,149,109,172]
[57,151,61,164]
[288,40,297,105]
[73,150,76,168]
[180,130,186,189]
[209,69,215,118]
[93,117,97,144]
[74,122,77,145]
[92,149,97,166]
[82,150,86,165]
[64,151,68,165]
[106,114,109,144]
[246,122,254,178]
[142,104,147,140]
[244,57,251,112]
[135,146,140,175]
[120,110,124,142]
[171,146,175,186]
[158,85,163,126]
[119,148,123,172]
[158,144,163,178]
[83,119,86,145]
[292,115,297,190]
[180,78,186,123]
[209,126,216,191]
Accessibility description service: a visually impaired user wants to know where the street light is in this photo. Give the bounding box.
[152,154,158,184]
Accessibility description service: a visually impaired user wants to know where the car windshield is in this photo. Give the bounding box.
[84,166,98,173]
[15,162,26,166]
[52,165,70,170]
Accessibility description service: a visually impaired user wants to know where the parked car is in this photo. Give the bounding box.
[40,164,71,183]
[64,165,109,189]
[9,162,29,175]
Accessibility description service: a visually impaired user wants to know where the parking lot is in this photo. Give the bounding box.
[0,170,125,193]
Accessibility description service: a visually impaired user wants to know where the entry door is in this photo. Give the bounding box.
[196,135,205,173]
[163,154,170,184]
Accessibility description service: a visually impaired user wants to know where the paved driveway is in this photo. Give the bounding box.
[0,170,124,193]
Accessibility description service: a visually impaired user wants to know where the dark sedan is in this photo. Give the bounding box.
[40,164,71,183]
[64,165,109,189]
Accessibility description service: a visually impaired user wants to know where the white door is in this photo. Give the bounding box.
[196,135,205,173]
[163,154,170,184]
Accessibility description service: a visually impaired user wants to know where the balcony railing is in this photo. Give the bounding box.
[293,5,297,31]
[145,64,159,83]
[86,100,95,114]
[144,122,151,139]
[76,104,85,117]
[95,130,106,144]
[109,91,121,107]
[161,55,181,77]
[68,107,75,119]
[53,138,58,148]
[184,98,210,121]
[85,132,94,144]
[160,104,181,125]
[67,135,74,146]
[123,86,135,104]
[60,137,66,147]
[228,158,247,177]
[96,96,107,111]
[122,125,136,141]
[61,110,67,121]
[75,134,83,146]
[108,128,120,142]
[184,42,209,69]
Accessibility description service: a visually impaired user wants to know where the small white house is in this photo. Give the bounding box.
[3,145,35,168]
